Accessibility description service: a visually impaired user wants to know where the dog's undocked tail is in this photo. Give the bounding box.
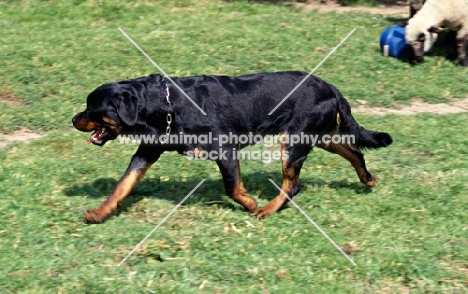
[337,95,393,149]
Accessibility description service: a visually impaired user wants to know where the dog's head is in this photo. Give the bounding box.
[72,75,165,146]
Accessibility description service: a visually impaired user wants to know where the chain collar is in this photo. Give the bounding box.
[160,77,173,144]
[162,77,171,105]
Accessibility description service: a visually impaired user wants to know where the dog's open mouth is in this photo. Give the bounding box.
[87,127,116,146]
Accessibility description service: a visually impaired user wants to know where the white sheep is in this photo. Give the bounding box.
[405,0,468,66]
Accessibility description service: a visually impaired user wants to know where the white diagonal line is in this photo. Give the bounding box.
[118,27,207,115]
[117,179,206,266]
[268,179,357,266]
[268,28,356,115]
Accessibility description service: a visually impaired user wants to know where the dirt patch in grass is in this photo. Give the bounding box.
[0,98,466,149]
[0,86,23,106]
[352,98,468,115]
[296,0,409,16]
[0,128,43,148]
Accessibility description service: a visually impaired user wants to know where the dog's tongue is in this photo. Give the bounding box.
[87,129,102,144]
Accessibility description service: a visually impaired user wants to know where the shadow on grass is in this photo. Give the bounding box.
[64,170,373,219]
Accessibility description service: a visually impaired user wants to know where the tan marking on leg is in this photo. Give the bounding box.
[231,160,257,212]
[85,166,150,223]
[255,141,298,219]
[319,142,376,187]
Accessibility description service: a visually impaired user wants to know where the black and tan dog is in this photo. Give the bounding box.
[72,71,392,223]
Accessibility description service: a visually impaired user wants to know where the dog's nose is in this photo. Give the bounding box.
[72,113,81,126]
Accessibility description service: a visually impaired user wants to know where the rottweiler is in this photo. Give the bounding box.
[72,71,392,223]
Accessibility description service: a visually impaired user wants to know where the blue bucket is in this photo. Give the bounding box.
[380,25,409,60]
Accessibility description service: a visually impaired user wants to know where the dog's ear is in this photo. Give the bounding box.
[428,26,443,33]
[115,91,139,126]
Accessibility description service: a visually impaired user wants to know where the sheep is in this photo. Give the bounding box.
[405,0,468,66]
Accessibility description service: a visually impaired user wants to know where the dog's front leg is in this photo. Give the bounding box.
[84,145,163,223]
[216,156,258,213]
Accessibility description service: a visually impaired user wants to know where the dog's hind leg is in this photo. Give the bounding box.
[216,158,258,213]
[84,145,163,223]
[254,137,311,219]
[317,142,377,187]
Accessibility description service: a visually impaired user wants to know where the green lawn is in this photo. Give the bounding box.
[1,0,468,133]
[1,1,467,293]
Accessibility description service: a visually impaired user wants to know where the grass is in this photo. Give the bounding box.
[1,0,468,132]
[1,115,468,293]
[1,0,468,293]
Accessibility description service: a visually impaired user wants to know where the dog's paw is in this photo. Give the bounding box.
[84,209,104,224]
[253,207,274,220]
[364,174,377,187]
[241,197,258,213]
[249,198,258,212]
